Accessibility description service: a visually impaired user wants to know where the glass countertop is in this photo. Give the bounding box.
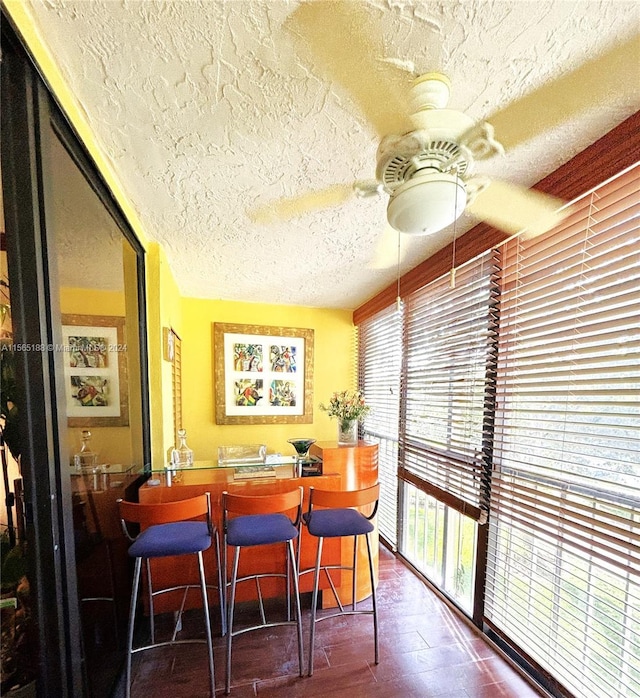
[146,456,323,486]
[70,462,138,475]
[150,455,320,473]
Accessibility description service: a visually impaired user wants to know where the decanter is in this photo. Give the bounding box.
[74,429,98,471]
[170,428,194,468]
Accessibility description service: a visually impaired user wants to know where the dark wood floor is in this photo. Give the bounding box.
[116,546,546,697]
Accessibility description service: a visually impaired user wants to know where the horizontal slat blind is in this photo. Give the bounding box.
[399,250,498,521]
[486,163,640,698]
[172,333,183,441]
[358,304,402,545]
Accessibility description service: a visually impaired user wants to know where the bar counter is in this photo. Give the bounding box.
[138,441,378,612]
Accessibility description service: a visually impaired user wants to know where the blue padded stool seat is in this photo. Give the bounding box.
[305,508,374,538]
[128,521,211,559]
[227,513,298,547]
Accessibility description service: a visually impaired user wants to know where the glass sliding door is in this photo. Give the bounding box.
[1,14,150,696]
[0,158,40,698]
[42,114,150,696]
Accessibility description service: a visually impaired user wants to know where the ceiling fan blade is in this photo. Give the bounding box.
[467,179,569,238]
[248,184,356,224]
[485,33,640,151]
[285,1,413,139]
[369,225,406,270]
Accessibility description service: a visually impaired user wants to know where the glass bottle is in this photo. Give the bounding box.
[170,428,194,468]
[74,429,98,471]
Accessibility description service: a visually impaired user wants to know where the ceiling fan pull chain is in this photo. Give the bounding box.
[450,170,460,289]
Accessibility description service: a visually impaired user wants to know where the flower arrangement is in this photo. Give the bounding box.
[319,389,371,431]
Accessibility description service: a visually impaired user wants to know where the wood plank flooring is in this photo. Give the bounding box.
[114,546,546,697]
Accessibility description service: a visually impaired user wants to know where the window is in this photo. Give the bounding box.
[391,251,497,610]
[399,250,499,522]
[359,305,402,546]
[402,485,478,613]
[355,126,640,695]
[486,164,640,698]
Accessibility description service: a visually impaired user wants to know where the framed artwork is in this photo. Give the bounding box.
[214,322,314,424]
[61,314,129,427]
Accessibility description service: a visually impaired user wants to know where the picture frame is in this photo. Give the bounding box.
[61,314,129,427]
[214,322,314,425]
[163,326,176,362]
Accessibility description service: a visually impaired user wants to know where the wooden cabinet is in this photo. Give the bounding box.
[310,441,379,490]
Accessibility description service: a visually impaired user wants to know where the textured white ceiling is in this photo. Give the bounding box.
[20,0,640,309]
[50,135,125,292]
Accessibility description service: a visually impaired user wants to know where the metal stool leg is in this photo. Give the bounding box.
[197,550,216,697]
[125,557,142,698]
[214,528,227,636]
[352,535,358,610]
[145,558,155,644]
[287,539,304,677]
[225,546,241,695]
[308,537,324,676]
[365,532,379,664]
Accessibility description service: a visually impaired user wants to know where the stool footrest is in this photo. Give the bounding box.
[132,638,210,654]
[231,618,300,638]
[314,609,374,623]
[230,572,287,585]
[150,582,210,597]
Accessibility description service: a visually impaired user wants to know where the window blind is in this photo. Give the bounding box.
[358,304,402,545]
[172,333,183,441]
[486,164,640,698]
[399,250,499,521]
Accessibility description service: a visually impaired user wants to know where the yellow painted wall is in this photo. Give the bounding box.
[176,298,356,465]
[146,243,184,464]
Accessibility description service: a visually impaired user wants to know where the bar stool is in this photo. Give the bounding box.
[303,483,380,676]
[117,493,224,698]
[222,487,304,695]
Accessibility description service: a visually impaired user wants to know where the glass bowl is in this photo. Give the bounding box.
[287,438,316,460]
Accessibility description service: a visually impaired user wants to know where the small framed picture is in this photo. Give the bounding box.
[61,314,129,427]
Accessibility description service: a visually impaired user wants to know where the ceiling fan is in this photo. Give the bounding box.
[249,1,574,243]
[361,70,568,239]
[251,3,639,251]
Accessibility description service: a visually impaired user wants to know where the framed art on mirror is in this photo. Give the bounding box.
[61,314,129,427]
[214,322,314,424]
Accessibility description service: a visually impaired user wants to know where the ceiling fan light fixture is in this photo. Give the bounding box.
[387,172,467,235]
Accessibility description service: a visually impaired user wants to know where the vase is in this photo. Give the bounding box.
[338,419,358,445]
